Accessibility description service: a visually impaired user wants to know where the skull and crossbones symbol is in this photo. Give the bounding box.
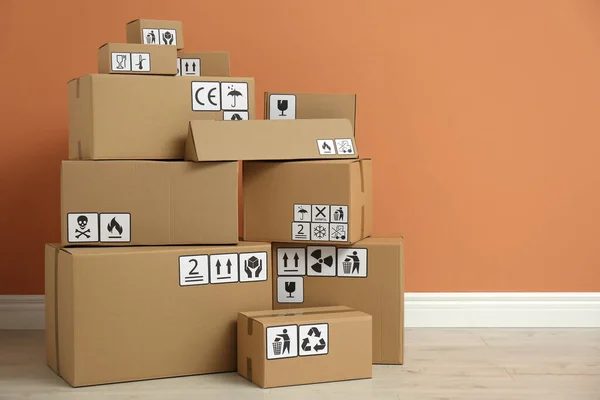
[75,216,91,239]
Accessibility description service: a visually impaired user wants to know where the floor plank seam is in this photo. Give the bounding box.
[504,368,516,381]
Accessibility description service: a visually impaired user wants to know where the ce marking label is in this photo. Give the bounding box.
[191,81,221,111]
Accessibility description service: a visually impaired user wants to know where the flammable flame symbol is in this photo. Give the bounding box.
[107,217,123,235]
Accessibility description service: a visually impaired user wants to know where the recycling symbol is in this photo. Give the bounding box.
[301,326,327,353]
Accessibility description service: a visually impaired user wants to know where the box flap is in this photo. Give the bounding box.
[241,306,368,326]
[185,119,358,162]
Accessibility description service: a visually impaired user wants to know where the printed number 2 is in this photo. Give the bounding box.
[189,259,199,275]
[297,225,305,235]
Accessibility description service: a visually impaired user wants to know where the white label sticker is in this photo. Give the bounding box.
[131,53,150,72]
[337,248,368,277]
[335,138,355,155]
[330,205,348,223]
[142,28,159,44]
[180,58,200,76]
[266,325,298,360]
[223,111,249,120]
[111,52,131,72]
[292,222,310,241]
[239,252,268,282]
[209,253,239,283]
[306,246,337,276]
[221,82,249,111]
[317,139,336,155]
[299,323,329,356]
[277,248,306,276]
[179,255,209,286]
[67,213,99,243]
[311,223,330,241]
[329,223,349,242]
[311,205,330,223]
[277,276,304,303]
[269,94,296,119]
[99,213,131,243]
[192,81,221,111]
[294,204,312,222]
[159,29,177,45]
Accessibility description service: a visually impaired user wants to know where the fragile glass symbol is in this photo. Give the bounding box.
[116,55,128,69]
[285,281,296,298]
[277,100,288,116]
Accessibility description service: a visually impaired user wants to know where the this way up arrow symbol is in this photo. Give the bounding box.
[294,253,299,269]
[192,62,196,72]
[185,62,189,72]
[283,253,288,269]
[226,259,232,274]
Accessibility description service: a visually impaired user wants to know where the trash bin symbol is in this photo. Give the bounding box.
[343,258,353,274]
[273,337,282,355]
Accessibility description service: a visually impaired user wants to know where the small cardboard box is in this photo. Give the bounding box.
[272,237,404,364]
[177,51,230,77]
[98,43,177,75]
[243,159,372,245]
[237,306,372,388]
[185,119,358,162]
[126,19,184,50]
[45,242,272,387]
[68,74,255,160]
[265,92,357,135]
[61,160,238,246]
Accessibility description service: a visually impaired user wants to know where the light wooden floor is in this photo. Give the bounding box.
[1,329,599,399]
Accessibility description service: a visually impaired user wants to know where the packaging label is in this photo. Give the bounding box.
[277,276,304,303]
[179,255,209,286]
[335,138,355,155]
[111,52,150,72]
[298,323,329,356]
[178,251,268,287]
[67,212,130,243]
[275,245,368,304]
[268,94,296,120]
[292,204,349,242]
[177,57,200,76]
[191,81,250,116]
[142,28,177,46]
[266,325,299,360]
[317,139,335,155]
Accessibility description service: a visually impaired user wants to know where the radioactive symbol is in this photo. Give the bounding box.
[310,249,334,273]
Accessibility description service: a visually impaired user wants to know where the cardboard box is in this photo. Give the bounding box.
[177,51,230,77]
[68,74,255,160]
[45,242,272,387]
[265,92,357,135]
[243,159,372,244]
[237,306,372,388]
[185,119,358,162]
[271,237,404,364]
[98,43,177,75]
[61,160,238,246]
[126,19,184,50]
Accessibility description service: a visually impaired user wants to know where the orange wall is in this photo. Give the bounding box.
[1,1,599,294]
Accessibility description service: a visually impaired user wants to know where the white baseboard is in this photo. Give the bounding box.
[1,293,599,330]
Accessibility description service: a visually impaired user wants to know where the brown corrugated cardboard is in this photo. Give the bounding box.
[61,160,238,246]
[98,43,177,75]
[243,159,372,245]
[265,92,357,135]
[237,306,372,388]
[68,74,255,160]
[45,242,272,387]
[185,119,358,162]
[177,51,230,77]
[271,237,405,365]
[126,19,184,50]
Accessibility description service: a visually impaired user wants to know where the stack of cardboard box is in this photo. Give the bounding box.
[44,19,404,389]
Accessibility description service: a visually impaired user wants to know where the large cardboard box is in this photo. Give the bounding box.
[98,43,177,75]
[271,237,404,364]
[45,242,272,387]
[243,159,372,245]
[265,92,357,135]
[177,51,230,77]
[68,74,255,160]
[126,19,184,50]
[237,306,372,388]
[185,119,358,162]
[61,160,238,246]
